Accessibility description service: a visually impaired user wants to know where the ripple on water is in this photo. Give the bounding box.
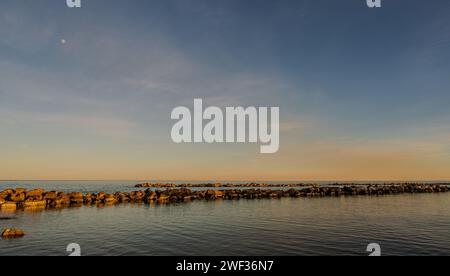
[1,191,450,256]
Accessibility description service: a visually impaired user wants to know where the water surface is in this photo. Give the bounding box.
[1,181,450,256]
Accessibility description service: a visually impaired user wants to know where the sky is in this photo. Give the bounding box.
[1,0,450,181]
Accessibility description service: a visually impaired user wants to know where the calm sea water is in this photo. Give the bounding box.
[1,181,450,256]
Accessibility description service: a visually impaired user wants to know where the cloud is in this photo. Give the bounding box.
[0,3,58,53]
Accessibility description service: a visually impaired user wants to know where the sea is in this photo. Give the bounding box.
[1,180,449,256]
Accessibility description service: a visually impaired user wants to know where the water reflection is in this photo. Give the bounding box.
[1,192,449,256]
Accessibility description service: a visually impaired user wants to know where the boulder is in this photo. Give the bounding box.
[23,200,47,208]
[214,190,224,198]
[44,191,58,200]
[144,192,157,203]
[83,193,94,204]
[205,190,224,199]
[96,192,106,201]
[47,193,70,207]
[53,198,70,206]
[69,192,83,198]
[157,193,169,203]
[115,192,130,203]
[0,202,17,210]
[104,194,117,204]
[130,191,145,201]
[26,189,45,199]
[136,191,145,198]
[14,188,26,194]
[68,192,84,204]
[196,191,206,199]
[1,189,14,196]
[2,228,25,238]
[10,192,26,202]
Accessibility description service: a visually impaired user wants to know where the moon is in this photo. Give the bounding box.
[60,39,67,45]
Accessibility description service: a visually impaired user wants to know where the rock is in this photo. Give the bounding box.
[0,202,17,210]
[104,194,117,204]
[14,188,26,194]
[9,192,26,202]
[144,192,157,203]
[1,228,25,238]
[83,193,94,204]
[44,191,58,200]
[26,189,45,200]
[115,192,130,203]
[206,190,223,199]
[96,192,106,201]
[136,183,177,188]
[130,191,145,201]
[68,192,84,204]
[157,193,170,203]
[69,192,83,198]
[53,198,70,207]
[0,189,14,198]
[287,189,300,197]
[47,192,71,207]
[22,200,47,208]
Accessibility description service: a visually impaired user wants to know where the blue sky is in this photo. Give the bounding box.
[1,0,450,180]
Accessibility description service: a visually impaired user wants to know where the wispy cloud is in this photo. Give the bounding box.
[1,0,450,180]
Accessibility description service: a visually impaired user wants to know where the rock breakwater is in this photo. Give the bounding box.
[135,183,309,188]
[0,184,448,212]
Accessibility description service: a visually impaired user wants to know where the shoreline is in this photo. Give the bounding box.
[0,183,449,212]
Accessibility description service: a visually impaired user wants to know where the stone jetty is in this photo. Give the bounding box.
[136,182,310,188]
[0,184,448,213]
